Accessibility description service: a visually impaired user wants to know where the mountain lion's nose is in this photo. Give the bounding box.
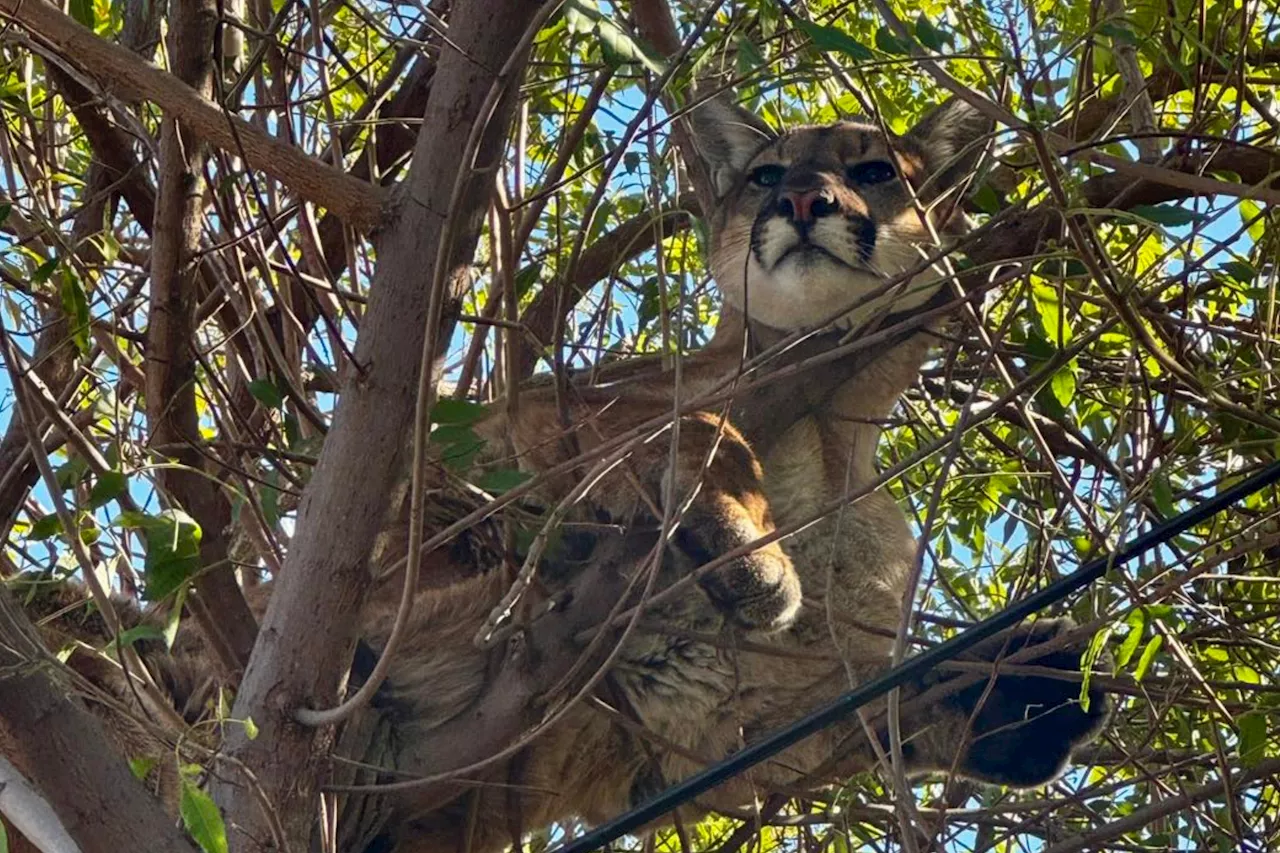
[777,188,837,224]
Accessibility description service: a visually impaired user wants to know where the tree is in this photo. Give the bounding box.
[0,0,1276,851]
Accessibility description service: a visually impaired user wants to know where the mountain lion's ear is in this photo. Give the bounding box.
[904,96,994,196]
[684,94,776,197]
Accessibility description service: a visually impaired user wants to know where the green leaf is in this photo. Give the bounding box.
[164,586,185,650]
[431,424,482,446]
[1151,472,1176,517]
[736,35,766,72]
[1031,283,1072,344]
[514,264,541,297]
[874,25,914,56]
[1220,261,1256,283]
[68,0,94,28]
[442,439,484,474]
[56,456,90,490]
[476,468,533,494]
[248,379,284,409]
[180,781,229,853]
[1133,634,1163,681]
[1098,22,1138,44]
[243,716,259,740]
[1050,368,1076,408]
[914,15,948,51]
[261,481,281,528]
[565,0,664,73]
[1239,712,1267,767]
[89,470,128,509]
[1130,204,1206,227]
[119,510,204,601]
[971,183,1001,215]
[283,413,302,448]
[796,20,873,61]
[29,513,63,540]
[1078,624,1112,711]
[1116,609,1146,668]
[114,623,166,651]
[129,756,158,782]
[79,522,100,545]
[32,258,59,285]
[1240,199,1266,242]
[431,399,488,425]
[59,270,91,355]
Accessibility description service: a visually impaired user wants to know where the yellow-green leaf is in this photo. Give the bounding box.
[181,781,228,853]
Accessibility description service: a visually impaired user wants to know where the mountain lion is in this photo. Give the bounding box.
[5,93,1108,853]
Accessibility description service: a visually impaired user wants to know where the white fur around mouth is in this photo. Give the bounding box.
[770,240,876,276]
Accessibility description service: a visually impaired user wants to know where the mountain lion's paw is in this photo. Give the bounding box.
[950,618,1110,788]
[673,504,801,632]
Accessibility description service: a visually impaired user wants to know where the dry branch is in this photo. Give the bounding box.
[0,0,387,232]
[0,0,162,542]
[1040,757,1280,853]
[517,198,696,377]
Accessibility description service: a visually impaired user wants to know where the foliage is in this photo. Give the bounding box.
[0,0,1277,850]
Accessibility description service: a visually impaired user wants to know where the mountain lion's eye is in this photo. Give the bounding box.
[847,161,897,185]
[749,165,785,187]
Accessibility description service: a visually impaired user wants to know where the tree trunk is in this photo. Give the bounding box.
[210,0,544,849]
[0,585,197,853]
[146,0,260,679]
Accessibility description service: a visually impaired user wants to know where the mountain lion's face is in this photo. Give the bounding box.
[689,98,993,331]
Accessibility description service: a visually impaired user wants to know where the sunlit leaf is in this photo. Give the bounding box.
[180,781,229,853]
[1239,712,1267,767]
[1133,635,1164,681]
[118,510,203,601]
[29,513,63,540]
[1116,609,1146,668]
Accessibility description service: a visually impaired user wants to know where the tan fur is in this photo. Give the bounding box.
[6,96,1108,853]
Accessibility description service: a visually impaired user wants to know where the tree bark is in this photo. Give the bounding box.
[210,0,543,849]
[0,585,197,853]
[147,0,258,676]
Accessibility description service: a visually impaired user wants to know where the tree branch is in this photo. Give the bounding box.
[632,0,719,215]
[0,0,162,544]
[0,584,198,853]
[146,0,257,676]
[0,0,387,232]
[1039,756,1280,853]
[209,0,543,847]
[517,199,696,377]
[0,757,81,853]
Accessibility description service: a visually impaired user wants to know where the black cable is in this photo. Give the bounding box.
[552,458,1280,853]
